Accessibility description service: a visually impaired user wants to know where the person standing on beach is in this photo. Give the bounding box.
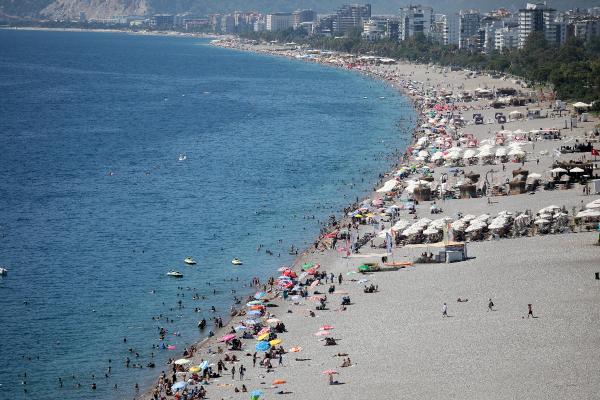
[252,352,257,367]
[338,273,343,285]
[239,365,245,380]
[442,302,448,317]
[527,304,534,318]
[231,365,236,380]
[488,299,494,311]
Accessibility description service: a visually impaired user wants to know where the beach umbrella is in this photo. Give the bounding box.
[278,267,290,272]
[218,334,236,343]
[570,167,584,173]
[174,358,190,365]
[199,360,209,370]
[248,310,262,316]
[167,345,176,350]
[250,305,265,311]
[257,333,270,341]
[272,379,287,385]
[246,300,263,306]
[257,327,270,335]
[357,265,370,272]
[320,325,334,330]
[189,366,201,373]
[315,330,331,336]
[585,199,600,209]
[269,338,282,346]
[244,319,259,325]
[550,167,567,174]
[576,209,600,218]
[172,381,187,391]
[322,370,338,375]
[289,346,302,352]
[250,389,264,399]
[255,341,271,352]
[254,292,267,299]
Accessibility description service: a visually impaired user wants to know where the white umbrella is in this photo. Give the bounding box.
[538,205,560,214]
[527,173,542,180]
[174,359,191,365]
[534,218,550,225]
[550,168,567,174]
[585,199,600,209]
[576,209,600,218]
[495,148,507,157]
[508,148,525,157]
[569,167,584,173]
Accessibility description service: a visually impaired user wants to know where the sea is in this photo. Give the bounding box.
[0,29,415,400]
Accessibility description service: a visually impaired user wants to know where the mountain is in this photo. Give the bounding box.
[1,0,599,20]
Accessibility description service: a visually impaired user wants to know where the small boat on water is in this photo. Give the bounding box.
[0,267,7,276]
[231,258,243,265]
[184,257,197,265]
[167,271,183,278]
[178,154,187,161]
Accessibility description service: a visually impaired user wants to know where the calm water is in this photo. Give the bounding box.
[0,29,415,399]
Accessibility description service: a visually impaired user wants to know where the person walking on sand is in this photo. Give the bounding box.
[338,273,343,285]
[442,302,448,317]
[488,299,494,311]
[231,365,236,380]
[527,304,534,318]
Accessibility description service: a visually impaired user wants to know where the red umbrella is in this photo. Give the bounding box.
[322,370,338,375]
[320,325,334,330]
[283,270,297,278]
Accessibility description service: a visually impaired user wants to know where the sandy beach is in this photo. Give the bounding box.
[139,39,600,400]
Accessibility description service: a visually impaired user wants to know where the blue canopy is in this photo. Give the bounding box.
[172,381,187,391]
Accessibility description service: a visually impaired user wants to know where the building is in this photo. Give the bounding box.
[184,18,210,31]
[316,15,336,36]
[362,17,387,40]
[333,4,372,35]
[398,5,433,41]
[292,9,317,28]
[266,13,293,31]
[573,19,600,41]
[431,14,446,44]
[518,2,557,48]
[495,26,519,50]
[459,10,481,49]
[443,13,460,45]
[221,15,235,34]
[386,18,400,40]
[150,14,174,29]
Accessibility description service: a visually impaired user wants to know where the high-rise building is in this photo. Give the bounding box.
[220,15,235,34]
[266,13,293,31]
[333,4,371,35]
[495,26,519,50]
[459,10,481,49]
[573,19,600,41]
[292,9,317,28]
[518,2,557,48]
[398,5,433,41]
[386,19,400,40]
[443,13,460,45]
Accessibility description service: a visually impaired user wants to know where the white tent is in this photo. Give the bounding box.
[569,167,584,173]
[585,199,600,209]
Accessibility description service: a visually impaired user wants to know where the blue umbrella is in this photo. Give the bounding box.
[233,325,247,331]
[199,360,209,370]
[250,389,264,397]
[244,319,259,325]
[254,291,267,299]
[172,381,187,391]
[255,341,271,352]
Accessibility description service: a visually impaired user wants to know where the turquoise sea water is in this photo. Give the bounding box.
[0,29,415,400]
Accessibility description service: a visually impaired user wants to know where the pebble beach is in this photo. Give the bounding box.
[139,38,600,400]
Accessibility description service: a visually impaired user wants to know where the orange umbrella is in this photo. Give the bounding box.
[272,379,286,385]
[289,346,302,352]
[250,305,265,310]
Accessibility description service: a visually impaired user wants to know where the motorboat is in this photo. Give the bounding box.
[167,271,183,277]
[178,154,187,161]
[184,257,197,265]
[0,267,7,276]
[231,258,243,265]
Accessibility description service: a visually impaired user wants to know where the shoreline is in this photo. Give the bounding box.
[0,25,228,39]
[136,38,421,399]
